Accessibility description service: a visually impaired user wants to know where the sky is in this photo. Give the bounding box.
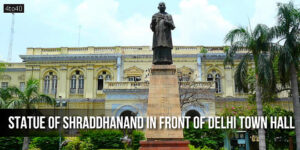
[0,0,299,62]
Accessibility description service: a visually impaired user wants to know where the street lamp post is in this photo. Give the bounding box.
[59,96,62,150]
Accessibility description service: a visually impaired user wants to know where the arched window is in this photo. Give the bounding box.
[98,75,103,90]
[44,75,50,94]
[181,75,190,81]
[207,72,222,93]
[71,75,76,89]
[207,74,213,81]
[51,75,57,94]
[120,110,137,128]
[79,75,84,89]
[97,71,112,91]
[70,75,76,94]
[185,110,200,121]
[70,70,84,95]
[105,75,111,81]
[215,74,221,93]
[78,75,84,94]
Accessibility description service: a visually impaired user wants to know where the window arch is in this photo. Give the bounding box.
[78,75,84,94]
[51,75,57,94]
[215,74,221,93]
[206,70,222,93]
[98,75,103,90]
[43,71,58,95]
[105,75,111,81]
[207,74,213,81]
[44,75,50,94]
[97,70,112,91]
[70,70,84,94]
[71,75,76,88]
[185,110,200,121]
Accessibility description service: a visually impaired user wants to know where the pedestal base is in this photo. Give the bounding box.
[146,65,183,139]
[139,140,190,150]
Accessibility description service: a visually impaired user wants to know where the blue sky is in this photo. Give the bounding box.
[0,0,298,62]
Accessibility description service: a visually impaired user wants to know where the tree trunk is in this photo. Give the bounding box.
[22,137,30,150]
[255,75,266,150]
[290,64,300,150]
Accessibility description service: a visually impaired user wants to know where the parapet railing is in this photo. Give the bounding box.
[27,46,246,55]
[104,81,214,90]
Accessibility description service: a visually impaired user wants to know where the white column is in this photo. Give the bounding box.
[117,56,122,82]
[197,55,202,81]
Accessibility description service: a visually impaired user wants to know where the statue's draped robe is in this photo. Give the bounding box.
[151,12,175,64]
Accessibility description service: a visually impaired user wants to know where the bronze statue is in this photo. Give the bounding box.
[151,2,175,65]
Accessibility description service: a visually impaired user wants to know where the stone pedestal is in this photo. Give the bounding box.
[140,65,189,149]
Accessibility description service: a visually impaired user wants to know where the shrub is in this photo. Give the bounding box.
[79,130,145,150]
[63,137,94,150]
[31,136,64,150]
[79,138,94,150]
[63,138,81,150]
[184,122,224,150]
[0,137,23,150]
[80,130,123,149]
[131,130,145,150]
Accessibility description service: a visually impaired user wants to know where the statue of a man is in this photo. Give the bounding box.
[151,2,175,65]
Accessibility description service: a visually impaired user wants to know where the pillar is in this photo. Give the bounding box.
[85,64,94,98]
[117,56,122,82]
[197,54,202,81]
[58,65,67,99]
[224,65,234,97]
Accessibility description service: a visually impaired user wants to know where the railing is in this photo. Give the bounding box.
[174,46,198,50]
[41,48,61,52]
[179,81,215,89]
[51,88,57,95]
[41,48,61,55]
[67,48,88,52]
[78,88,84,94]
[104,81,214,90]
[104,81,149,89]
[94,47,116,52]
[122,47,143,51]
[70,88,84,94]
[30,46,250,55]
[43,88,49,94]
[70,88,76,94]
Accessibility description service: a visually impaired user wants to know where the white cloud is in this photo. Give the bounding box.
[173,0,234,45]
[250,0,290,27]
[75,0,234,46]
[76,0,151,46]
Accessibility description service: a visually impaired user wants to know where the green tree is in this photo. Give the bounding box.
[0,62,6,108]
[0,62,5,73]
[184,122,224,150]
[0,137,23,150]
[224,24,276,150]
[6,79,55,150]
[31,136,63,150]
[222,104,295,150]
[0,88,12,108]
[270,2,300,149]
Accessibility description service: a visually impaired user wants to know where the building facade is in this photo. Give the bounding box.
[0,46,293,117]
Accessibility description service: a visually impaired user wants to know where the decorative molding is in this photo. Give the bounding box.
[124,66,144,77]
[177,66,194,74]
[18,75,25,81]
[0,75,11,81]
